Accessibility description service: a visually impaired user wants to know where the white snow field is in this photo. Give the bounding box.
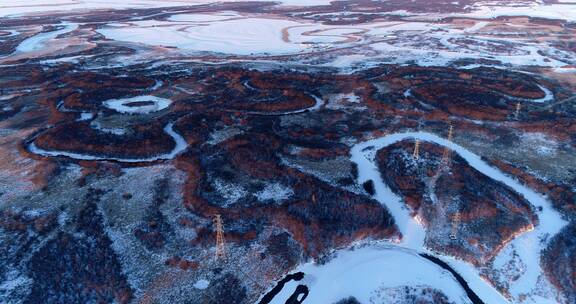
[2,0,574,21]
[97,18,310,56]
[0,0,189,17]
[458,1,576,22]
[269,245,473,304]
[167,12,241,23]
[0,0,334,18]
[3,1,574,69]
[93,14,573,68]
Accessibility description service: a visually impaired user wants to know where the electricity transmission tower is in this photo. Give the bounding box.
[213,214,226,261]
[441,124,454,164]
[413,139,421,159]
[447,124,453,141]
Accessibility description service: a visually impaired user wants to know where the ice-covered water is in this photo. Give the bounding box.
[15,23,78,53]
[29,122,187,162]
[103,95,172,114]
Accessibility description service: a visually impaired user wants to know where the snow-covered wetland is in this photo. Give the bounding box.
[354,131,566,304]
[267,130,568,304]
[1,1,574,303]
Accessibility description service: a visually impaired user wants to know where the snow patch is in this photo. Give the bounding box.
[254,183,294,203]
[77,112,94,121]
[213,179,247,207]
[193,279,210,290]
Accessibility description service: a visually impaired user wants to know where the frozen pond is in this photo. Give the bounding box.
[103,95,172,114]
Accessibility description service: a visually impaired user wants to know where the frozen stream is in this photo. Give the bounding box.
[29,122,187,163]
[245,94,324,116]
[267,131,566,304]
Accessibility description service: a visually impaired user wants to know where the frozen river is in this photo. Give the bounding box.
[29,122,187,163]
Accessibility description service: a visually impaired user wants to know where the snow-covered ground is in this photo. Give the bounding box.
[97,18,310,56]
[269,245,473,304]
[92,12,573,69]
[0,0,335,18]
[254,182,294,204]
[0,0,186,17]
[29,122,188,162]
[167,12,242,23]
[3,1,573,70]
[457,2,576,22]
